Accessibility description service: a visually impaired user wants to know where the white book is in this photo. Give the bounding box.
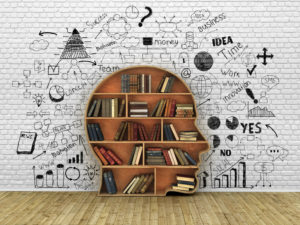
[130,109,148,113]
[131,147,138,165]
[130,101,148,105]
[170,148,178,165]
[169,124,179,141]
[168,149,175,165]
[161,77,169,93]
[123,177,137,194]
[128,176,140,194]
[135,146,143,165]
[111,98,115,118]
[130,115,148,118]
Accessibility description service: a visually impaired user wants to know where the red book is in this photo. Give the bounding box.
[155,124,161,141]
[138,124,145,141]
[162,150,172,165]
[149,124,157,141]
[141,124,149,141]
[169,99,176,117]
[107,150,123,165]
[133,123,138,141]
[147,147,162,151]
[99,147,115,165]
[93,146,108,165]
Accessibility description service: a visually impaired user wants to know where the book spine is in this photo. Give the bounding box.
[114,121,124,141]
[99,147,115,165]
[123,176,136,194]
[166,124,174,141]
[128,146,136,165]
[107,150,123,165]
[170,148,178,165]
[173,148,185,165]
[162,150,172,165]
[178,148,189,165]
[156,124,161,141]
[103,172,112,194]
[118,99,125,117]
[169,124,179,141]
[149,124,156,141]
[133,123,138,141]
[108,170,117,194]
[90,124,98,141]
[135,146,142,165]
[95,123,104,141]
[140,124,149,141]
[93,146,108,165]
[87,100,97,117]
[149,75,151,93]
[87,124,95,141]
[140,174,154,193]
[184,152,197,165]
[164,99,170,117]
[169,99,176,117]
[156,75,166,93]
[138,124,145,141]
[167,150,175,165]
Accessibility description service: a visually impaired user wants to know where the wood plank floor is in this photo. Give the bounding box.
[0,192,299,225]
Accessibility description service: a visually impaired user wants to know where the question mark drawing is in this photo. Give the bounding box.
[139,7,152,27]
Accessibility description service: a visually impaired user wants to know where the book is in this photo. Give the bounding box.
[155,124,161,141]
[107,150,123,165]
[140,174,154,193]
[140,124,149,141]
[169,148,178,165]
[128,145,137,165]
[131,146,139,166]
[94,123,104,141]
[171,184,190,191]
[164,99,170,117]
[150,100,161,117]
[156,75,166,92]
[133,123,138,141]
[177,183,195,189]
[103,172,112,194]
[166,76,175,93]
[177,180,196,186]
[108,170,117,194]
[122,74,152,93]
[135,174,149,193]
[169,124,179,141]
[123,176,137,194]
[101,98,106,117]
[131,174,145,194]
[114,121,125,141]
[119,122,128,141]
[183,151,197,165]
[162,150,172,166]
[90,124,98,141]
[94,146,108,165]
[87,124,96,141]
[138,124,145,141]
[118,99,125,117]
[177,148,189,165]
[99,147,115,165]
[88,100,97,117]
[169,99,176,117]
[135,146,142,165]
[160,77,169,93]
[93,99,102,117]
[173,148,185,165]
[168,150,175,165]
[128,176,140,194]
[176,175,195,183]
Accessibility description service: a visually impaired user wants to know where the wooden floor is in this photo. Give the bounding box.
[0,192,299,225]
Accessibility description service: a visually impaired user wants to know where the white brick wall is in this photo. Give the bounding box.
[0,0,299,191]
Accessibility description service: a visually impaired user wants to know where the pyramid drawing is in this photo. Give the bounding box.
[60,28,90,59]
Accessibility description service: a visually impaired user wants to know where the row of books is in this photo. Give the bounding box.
[179,131,198,141]
[128,145,143,165]
[114,121,149,141]
[94,146,122,165]
[156,75,175,93]
[176,104,194,117]
[149,124,161,141]
[121,74,152,93]
[123,174,154,194]
[87,123,104,141]
[172,175,195,191]
[146,147,196,166]
[163,124,179,141]
[88,98,126,117]
[129,101,148,117]
[103,170,117,194]
[151,99,176,117]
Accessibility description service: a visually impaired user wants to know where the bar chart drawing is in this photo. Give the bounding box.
[68,151,84,164]
[212,157,248,188]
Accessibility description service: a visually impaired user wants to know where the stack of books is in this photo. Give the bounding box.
[172,175,195,191]
[87,123,104,141]
[128,145,143,165]
[149,124,161,141]
[121,74,151,93]
[94,146,122,165]
[114,121,149,141]
[123,174,154,194]
[103,170,117,194]
[175,104,194,117]
[146,147,197,166]
[156,75,175,93]
[88,98,126,117]
[146,148,166,165]
[150,99,176,117]
[179,131,198,141]
[129,101,148,117]
[163,123,179,141]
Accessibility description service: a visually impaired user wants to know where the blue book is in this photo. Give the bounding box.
[88,124,97,141]
[178,180,196,186]
[108,170,117,194]
[184,152,197,165]
[87,124,94,141]
[163,125,170,141]
[103,172,112,194]
[166,125,174,141]
[94,123,104,141]
[146,152,162,156]
[90,124,98,141]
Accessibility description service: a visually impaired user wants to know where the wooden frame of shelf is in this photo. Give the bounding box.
[84,65,210,196]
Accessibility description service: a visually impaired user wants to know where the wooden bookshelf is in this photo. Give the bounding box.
[84,65,209,196]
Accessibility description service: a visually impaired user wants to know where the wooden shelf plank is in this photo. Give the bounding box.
[102,165,198,169]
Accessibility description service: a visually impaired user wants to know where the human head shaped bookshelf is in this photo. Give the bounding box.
[85,65,209,196]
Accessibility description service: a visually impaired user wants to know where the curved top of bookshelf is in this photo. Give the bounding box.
[93,65,191,94]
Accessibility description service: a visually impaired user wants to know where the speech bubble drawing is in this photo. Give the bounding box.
[266,145,288,161]
[188,9,210,26]
[261,75,279,90]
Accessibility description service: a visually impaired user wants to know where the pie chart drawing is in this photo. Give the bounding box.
[125,5,139,19]
[49,85,64,102]
[225,135,239,148]
[209,135,220,148]
[207,116,220,130]
[225,116,239,130]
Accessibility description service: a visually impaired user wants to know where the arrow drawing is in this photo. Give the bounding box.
[199,98,210,105]
[79,135,88,155]
[266,124,278,137]
[33,150,46,159]
[39,31,57,36]
[79,60,97,66]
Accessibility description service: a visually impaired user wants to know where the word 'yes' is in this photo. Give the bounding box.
[241,122,262,134]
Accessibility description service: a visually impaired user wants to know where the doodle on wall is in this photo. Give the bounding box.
[13,6,286,191]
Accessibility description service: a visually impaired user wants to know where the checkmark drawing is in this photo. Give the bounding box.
[247,65,257,75]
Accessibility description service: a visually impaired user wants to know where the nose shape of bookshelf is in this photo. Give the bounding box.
[84,65,210,196]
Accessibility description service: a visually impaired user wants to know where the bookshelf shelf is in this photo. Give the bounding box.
[84,65,209,196]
